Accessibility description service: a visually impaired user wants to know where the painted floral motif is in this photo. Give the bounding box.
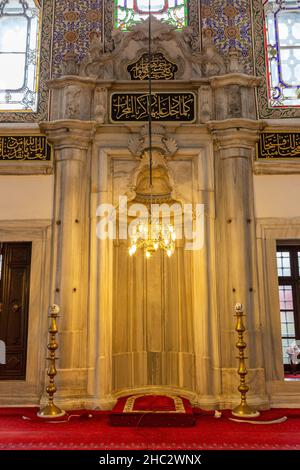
[201,0,253,74]
[52,1,253,77]
[52,0,103,77]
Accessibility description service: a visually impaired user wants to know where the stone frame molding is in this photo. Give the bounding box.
[256,218,300,406]
[0,220,51,405]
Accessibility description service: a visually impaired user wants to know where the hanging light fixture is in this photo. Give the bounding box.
[129,219,176,259]
[128,1,176,259]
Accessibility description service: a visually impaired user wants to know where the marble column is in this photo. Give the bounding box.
[40,120,95,406]
[208,119,268,406]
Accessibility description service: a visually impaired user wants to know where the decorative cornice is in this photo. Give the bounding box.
[47,76,100,90]
[207,118,265,132]
[39,120,96,150]
[207,119,265,153]
[210,74,262,89]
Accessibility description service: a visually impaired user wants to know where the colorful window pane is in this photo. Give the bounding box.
[0,0,41,112]
[115,0,187,31]
[264,0,300,107]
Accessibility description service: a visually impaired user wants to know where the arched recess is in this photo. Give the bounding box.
[112,152,195,392]
[88,140,221,409]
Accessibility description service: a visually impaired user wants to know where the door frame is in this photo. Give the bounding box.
[0,241,32,380]
[0,220,51,405]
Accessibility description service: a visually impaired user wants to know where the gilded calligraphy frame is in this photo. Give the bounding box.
[127,52,178,81]
[110,91,196,123]
[256,131,300,160]
[103,0,201,52]
[0,0,53,123]
[0,136,52,162]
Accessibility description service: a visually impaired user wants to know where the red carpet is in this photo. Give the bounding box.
[110,394,195,426]
[0,407,300,450]
[284,373,300,379]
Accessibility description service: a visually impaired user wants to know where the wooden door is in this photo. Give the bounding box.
[0,242,32,380]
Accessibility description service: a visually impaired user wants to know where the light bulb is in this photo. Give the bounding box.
[154,242,159,250]
[145,251,152,259]
[129,244,137,256]
[171,232,176,241]
[167,249,173,258]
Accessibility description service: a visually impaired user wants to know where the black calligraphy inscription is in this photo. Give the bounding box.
[257,132,300,159]
[0,136,52,161]
[111,93,195,122]
[127,53,178,80]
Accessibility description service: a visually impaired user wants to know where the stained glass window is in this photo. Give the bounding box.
[0,0,41,112]
[264,0,300,107]
[115,0,187,31]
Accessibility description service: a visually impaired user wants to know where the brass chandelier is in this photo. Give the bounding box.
[129,218,176,259]
[128,2,176,259]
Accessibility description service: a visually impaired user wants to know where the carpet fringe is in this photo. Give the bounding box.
[228,416,288,424]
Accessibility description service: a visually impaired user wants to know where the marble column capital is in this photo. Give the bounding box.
[39,120,96,151]
[207,119,264,158]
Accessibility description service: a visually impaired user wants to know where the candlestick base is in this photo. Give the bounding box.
[232,401,260,418]
[37,403,65,419]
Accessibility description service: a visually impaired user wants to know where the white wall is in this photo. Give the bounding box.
[254,175,300,218]
[0,175,53,220]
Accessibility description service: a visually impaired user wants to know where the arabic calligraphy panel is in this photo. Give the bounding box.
[110,92,195,122]
[127,53,178,80]
[0,136,52,161]
[257,132,300,159]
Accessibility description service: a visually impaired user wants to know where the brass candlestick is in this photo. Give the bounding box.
[232,303,260,418]
[37,304,65,418]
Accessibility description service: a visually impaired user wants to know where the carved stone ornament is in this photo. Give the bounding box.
[60,51,80,76]
[93,87,107,124]
[103,0,201,55]
[126,149,185,206]
[79,17,229,81]
[128,124,178,158]
[64,85,81,119]
[227,48,247,74]
[79,36,113,79]
[198,37,226,77]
